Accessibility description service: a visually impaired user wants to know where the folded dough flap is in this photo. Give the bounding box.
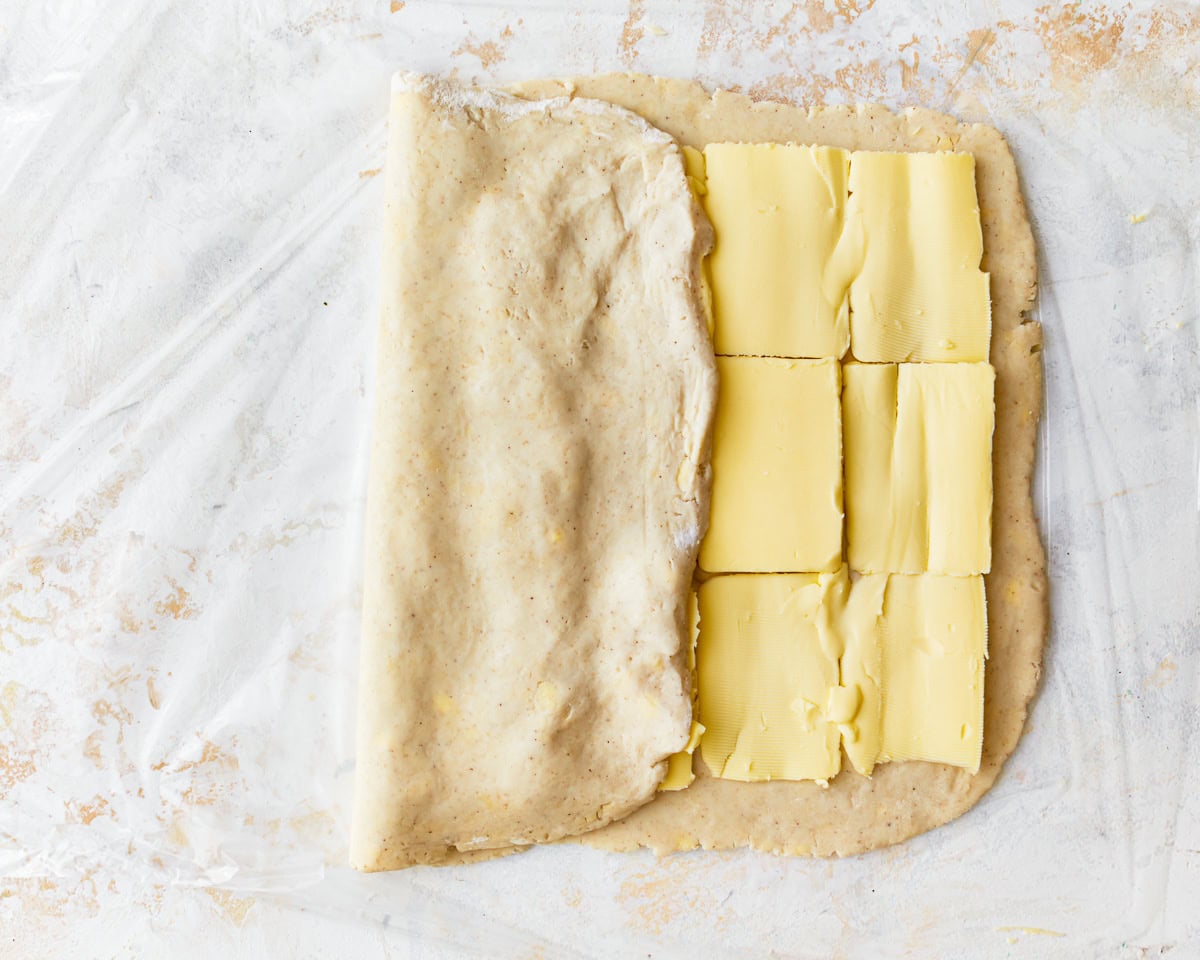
[350,74,716,870]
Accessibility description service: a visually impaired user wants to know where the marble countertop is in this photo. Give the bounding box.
[3,1,1198,956]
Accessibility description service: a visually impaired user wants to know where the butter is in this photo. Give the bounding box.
[703,143,851,359]
[700,356,843,574]
[693,568,985,781]
[872,573,988,773]
[845,151,991,362]
[836,572,988,775]
[660,591,703,791]
[681,144,715,338]
[533,681,559,712]
[681,144,707,196]
[660,721,705,790]
[685,144,994,787]
[697,573,842,782]
[843,361,994,575]
[836,572,887,775]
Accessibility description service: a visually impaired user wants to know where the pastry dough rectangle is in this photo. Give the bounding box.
[508,74,1042,859]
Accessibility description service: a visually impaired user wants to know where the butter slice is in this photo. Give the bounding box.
[846,151,991,362]
[703,143,851,359]
[681,145,715,340]
[660,591,704,791]
[660,721,705,790]
[843,362,994,575]
[700,356,843,573]
[836,573,887,776]
[873,573,988,773]
[681,144,707,197]
[697,574,842,782]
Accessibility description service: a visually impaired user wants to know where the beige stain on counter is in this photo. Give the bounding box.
[82,730,105,769]
[67,794,114,826]
[154,739,239,776]
[0,375,38,464]
[118,600,143,633]
[57,475,128,548]
[940,28,996,100]
[562,883,583,908]
[898,34,922,93]
[0,871,181,930]
[996,925,1067,938]
[698,0,875,63]
[1146,657,1178,689]
[452,24,517,72]
[746,55,889,109]
[619,0,646,66]
[152,738,245,813]
[228,515,337,555]
[91,698,133,745]
[698,0,788,63]
[286,808,338,848]
[0,681,51,795]
[203,887,255,927]
[1029,2,1125,85]
[685,2,1198,121]
[0,867,104,921]
[806,0,878,33]
[287,620,336,672]
[959,4,1200,111]
[153,578,198,620]
[294,7,357,37]
[616,855,743,937]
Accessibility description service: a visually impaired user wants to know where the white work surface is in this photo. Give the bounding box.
[3,1,1198,957]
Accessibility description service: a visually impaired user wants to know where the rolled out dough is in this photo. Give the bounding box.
[511,74,1046,857]
[350,74,716,870]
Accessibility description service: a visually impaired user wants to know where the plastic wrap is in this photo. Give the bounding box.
[1,0,1197,955]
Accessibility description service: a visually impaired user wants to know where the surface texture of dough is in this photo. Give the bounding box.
[351,74,716,870]
[513,73,1045,858]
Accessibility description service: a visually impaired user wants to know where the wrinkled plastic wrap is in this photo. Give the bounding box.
[2,0,1197,956]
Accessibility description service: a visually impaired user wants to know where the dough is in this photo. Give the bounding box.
[350,74,716,870]
[512,74,1045,857]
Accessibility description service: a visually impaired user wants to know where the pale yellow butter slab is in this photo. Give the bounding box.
[697,573,843,782]
[846,151,991,362]
[843,361,995,575]
[699,355,843,574]
[703,143,852,359]
[873,573,988,773]
[660,591,704,792]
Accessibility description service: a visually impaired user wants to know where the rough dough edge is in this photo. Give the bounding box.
[506,72,1047,858]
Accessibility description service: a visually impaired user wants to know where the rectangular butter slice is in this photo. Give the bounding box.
[700,356,843,574]
[836,573,887,776]
[846,151,991,362]
[697,574,842,782]
[703,143,851,359]
[843,361,994,575]
[873,574,988,773]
